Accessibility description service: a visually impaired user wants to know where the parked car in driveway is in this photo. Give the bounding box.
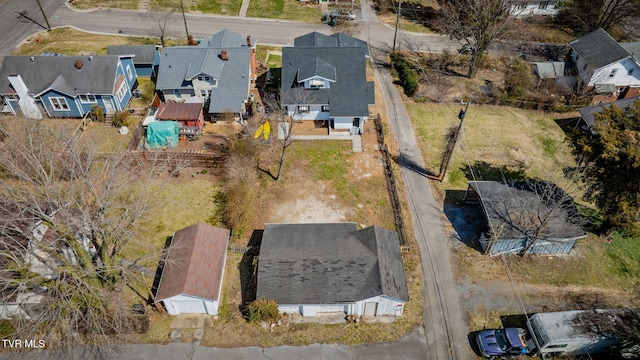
[476,327,530,359]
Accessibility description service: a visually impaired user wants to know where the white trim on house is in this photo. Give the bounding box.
[277,295,405,318]
[162,294,220,316]
[49,97,70,111]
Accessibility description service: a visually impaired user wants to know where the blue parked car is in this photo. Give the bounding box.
[476,327,529,359]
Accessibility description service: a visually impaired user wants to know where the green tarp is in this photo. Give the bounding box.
[146,121,179,149]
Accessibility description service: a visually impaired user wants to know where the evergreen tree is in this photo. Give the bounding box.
[573,101,640,233]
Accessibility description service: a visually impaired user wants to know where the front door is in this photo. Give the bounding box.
[102,96,115,114]
[364,302,377,316]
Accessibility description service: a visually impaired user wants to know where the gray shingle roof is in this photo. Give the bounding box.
[577,96,640,128]
[0,55,126,96]
[256,223,408,305]
[281,36,374,117]
[107,45,159,65]
[200,29,244,48]
[468,181,586,241]
[156,31,251,114]
[297,57,337,82]
[330,33,370,57]
[294,32,337,47]
[569,28,630,70]
[619,42,640,58]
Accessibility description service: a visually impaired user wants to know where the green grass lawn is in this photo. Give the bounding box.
[13,28,167,56]
[70,0,139,10]
[406,102,576,191]
[247,0,321,22]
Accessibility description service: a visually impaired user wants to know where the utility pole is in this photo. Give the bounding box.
[36,0,51,31]
[428,100,470,182]
[179,0,190,41]
[392,0,401,54]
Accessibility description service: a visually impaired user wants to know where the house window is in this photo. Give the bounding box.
[126,65,133,81]
[297,105,309,113]
[197,75,212,82]
[79,94,97,103]
[322,105,330,112]
[116,82,128,102]
[309,79,324,88]
[173,89,182,99]
[49,97,70,111]
[546,344,568,349]
[609,69,618,78]
[199,90,210,98]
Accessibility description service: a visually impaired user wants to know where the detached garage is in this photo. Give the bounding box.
[256,223,409,319]
[155,223,230,315]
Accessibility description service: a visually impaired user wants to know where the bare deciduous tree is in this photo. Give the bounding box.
[434,0,514,78]
[261,88,317,181]
[0,117,183,353]
[156,8,174,47]
[475,177,585,256]
[574,309,640,359]
[559,0,640,36]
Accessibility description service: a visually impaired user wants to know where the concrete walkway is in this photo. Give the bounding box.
[239,0,250,17]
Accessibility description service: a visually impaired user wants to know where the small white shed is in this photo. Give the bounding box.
[155,223,229,315]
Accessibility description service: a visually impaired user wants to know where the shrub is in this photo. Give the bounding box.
[246,298,281,323]
[503,59,534,101]
[112,111,131,127]
[391,53,419,97]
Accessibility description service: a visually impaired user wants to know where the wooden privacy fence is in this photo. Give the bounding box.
[130,151,225,168]
[373,114,408,251]
[127,122,145,152]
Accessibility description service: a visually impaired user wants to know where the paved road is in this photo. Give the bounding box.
[0,327,429,360]
[0,0,66,58]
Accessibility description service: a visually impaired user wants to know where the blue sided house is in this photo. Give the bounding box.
[107,45,161,77]
[0,55,137,119]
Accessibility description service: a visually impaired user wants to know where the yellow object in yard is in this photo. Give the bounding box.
[254,121,271,140]
[262,121,270,140]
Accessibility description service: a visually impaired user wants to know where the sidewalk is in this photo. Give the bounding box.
[239,0,250,17]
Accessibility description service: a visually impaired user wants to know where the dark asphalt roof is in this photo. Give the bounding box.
[107,45,159,65]
[281,38,374,117]
[577,96,640,128]
[569,28,630,69]
[0,55,128,96]
[297,57,336,82]
[293,32,370,57]
[468,181,586,241]
[256,223,408,305]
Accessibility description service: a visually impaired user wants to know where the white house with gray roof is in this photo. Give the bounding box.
[281,32,374,135]
[155,29,256,120]
[569,28,640,92]
[256,223,408,318]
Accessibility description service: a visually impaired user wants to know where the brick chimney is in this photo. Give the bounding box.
[246,35,252,46]
[74,60,83,69]
[220,49,228,61]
